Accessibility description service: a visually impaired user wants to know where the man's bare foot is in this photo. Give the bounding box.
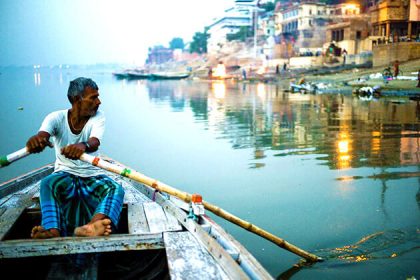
[31,226,60,239]
[74,219,112,237]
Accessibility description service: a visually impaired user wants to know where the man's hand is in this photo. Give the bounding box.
[26,133,52,153]
[61,143,86,160]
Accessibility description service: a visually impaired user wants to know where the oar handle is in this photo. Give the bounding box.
[80,153,323,262]
[0,147,30,168]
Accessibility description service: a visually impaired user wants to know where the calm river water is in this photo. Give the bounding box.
[0,66,419,279]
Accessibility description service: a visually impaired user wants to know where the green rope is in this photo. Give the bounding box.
[120,168,131,177]
[0,156,10,167]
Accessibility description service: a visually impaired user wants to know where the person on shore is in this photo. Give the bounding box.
[242,67,247,80]
[417,69,420,88]
[275,64,280,75]
[27,77,125,239]
[342,49,348,65]
[393,60,400,78]
[283,62,287,71]
[208,67,213,79]
[297,75,305,85]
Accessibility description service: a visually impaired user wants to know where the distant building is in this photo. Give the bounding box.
[370,0,420,40]
[325,4,370,55]
[369,0,420,67]
[146,46,173,65]
[274,1,336,56]
[206,0,261,56]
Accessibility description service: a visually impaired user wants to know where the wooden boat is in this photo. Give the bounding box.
[150,72,190,80]
[112,71,130,79]
[127,70,151,80]
[289,83,317,94]
[0,163,273,279]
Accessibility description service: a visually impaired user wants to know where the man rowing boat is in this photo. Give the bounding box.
[26,77,125,239]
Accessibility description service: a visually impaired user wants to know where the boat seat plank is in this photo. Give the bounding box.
[143,202,168,233]
[127,203,149,234]
[0,233,164,258]
[163,231,229,280]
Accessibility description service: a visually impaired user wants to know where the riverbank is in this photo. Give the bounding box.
[212,58,420,95]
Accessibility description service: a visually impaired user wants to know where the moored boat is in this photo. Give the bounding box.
[127,69,151,80]
[0,161,273,279]
[150,72,190,80]
[112,71,130,79]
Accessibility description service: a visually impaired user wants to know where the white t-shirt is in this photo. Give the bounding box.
[39,109,105,177]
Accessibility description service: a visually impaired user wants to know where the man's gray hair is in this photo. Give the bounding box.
[67,77,98,104]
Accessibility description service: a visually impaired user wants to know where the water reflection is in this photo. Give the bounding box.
[144,80,420,170]
[212,81,226,100]
[33,72,41,86]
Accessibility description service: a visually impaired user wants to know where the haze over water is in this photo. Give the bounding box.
[0,66,419,279]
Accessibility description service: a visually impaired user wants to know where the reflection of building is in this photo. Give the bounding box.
[145,81,420,171]
[400,131,420,164]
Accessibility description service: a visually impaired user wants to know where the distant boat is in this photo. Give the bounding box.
[112,71,130,79]
[150,72,190,80]
[127,69,151,79]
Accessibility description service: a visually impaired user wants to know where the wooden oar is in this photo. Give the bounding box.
[0,148,29,168]
[80,153,323,263]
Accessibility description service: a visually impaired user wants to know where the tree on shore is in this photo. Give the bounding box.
[189,29,209,54]
[169,37,185,50]
[227,26,254,42]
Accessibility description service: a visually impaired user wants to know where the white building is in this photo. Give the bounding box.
[275,2,336,51]
[206,0,260,56]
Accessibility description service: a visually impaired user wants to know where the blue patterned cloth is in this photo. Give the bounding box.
[39,171,125,236]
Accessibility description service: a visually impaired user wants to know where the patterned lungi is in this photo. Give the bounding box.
[39,171,125,236]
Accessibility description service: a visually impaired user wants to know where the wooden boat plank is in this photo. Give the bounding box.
[0,233,164,258]
[127,203,150,234]
[134,183,250,279]
[130,180,273,279]
[5,181,40,206]
[164,231,230,280]
[0,182,40,239]
[0,206,26,240]
[162,205,182,232]
[143,202,167,233]
[119,180,150,203]
[0,194,21,209]
[0,165,53,198]
[204,216,274,280]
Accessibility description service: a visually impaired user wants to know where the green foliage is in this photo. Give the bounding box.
[189,30,209,54]
[260,1,275,12]
[227,26,254,42]
[169,37,185,50]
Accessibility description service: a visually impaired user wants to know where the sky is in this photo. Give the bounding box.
[0,0,234,66]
